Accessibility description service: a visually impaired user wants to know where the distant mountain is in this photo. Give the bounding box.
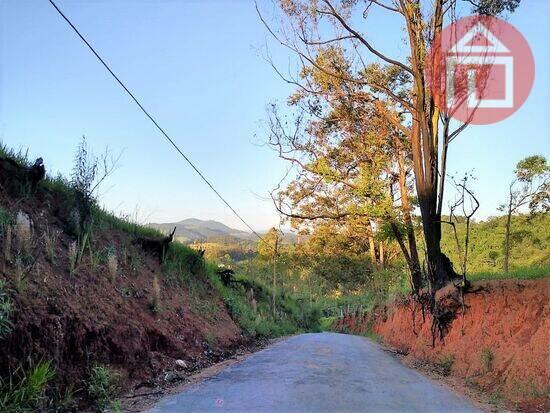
[148,218,298,244]
[148,218,252,242]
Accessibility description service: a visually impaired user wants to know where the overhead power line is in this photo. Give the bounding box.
[46,0,267,243]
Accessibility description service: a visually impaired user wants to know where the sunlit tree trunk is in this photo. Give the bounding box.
[503,197,513,274]
[395,138,423,292]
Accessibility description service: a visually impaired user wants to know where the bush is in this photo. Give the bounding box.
[0,280,12,339]
[161,242,206,286]
[434,355,455,376]
[0,361,55,412]
[319,316,336,331]
[88,364,119,413]
[208,265,321,338]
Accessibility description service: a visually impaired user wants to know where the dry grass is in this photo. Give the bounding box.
[107,252,118,282]
[43,225,59,263]
[150,274,161,315]
[68,241,78,275]
[3,226,12,263]
[14,212,32,254]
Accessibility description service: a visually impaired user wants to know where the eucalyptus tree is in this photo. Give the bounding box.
[259,0,521,296]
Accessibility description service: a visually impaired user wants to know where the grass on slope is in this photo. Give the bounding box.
[207,262,320,337]
[468,264,550,282]
[0,141,319,338]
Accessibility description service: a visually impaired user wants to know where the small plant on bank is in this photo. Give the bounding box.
[14,255,27,293]
[205,332,215,347]
[68,241,78,275]
[14,212,32,256]
[0,361,55,412]
[435,355,455,376]
[106,251,118,282]
[0,207,14,263]
[149,274,161,315]
[481,348,494,372]
[42,225,59,264]
[87,364,119,413]
[0,280,12,339]
[2,226,13,263]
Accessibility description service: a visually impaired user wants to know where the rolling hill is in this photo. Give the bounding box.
[148,218,253,242]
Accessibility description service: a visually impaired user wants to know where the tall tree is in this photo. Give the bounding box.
[264,48,422,291]
[259,0,521,295]
[258,227,283,313]
[500,155,549,273]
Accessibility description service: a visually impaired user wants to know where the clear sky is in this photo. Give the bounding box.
[1,0,548,231]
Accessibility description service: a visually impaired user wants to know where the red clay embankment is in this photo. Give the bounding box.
[335,279,550,411]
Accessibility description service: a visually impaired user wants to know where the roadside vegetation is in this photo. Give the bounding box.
[0,141,318,411]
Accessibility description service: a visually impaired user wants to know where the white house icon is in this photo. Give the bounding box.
[446,22,514,109]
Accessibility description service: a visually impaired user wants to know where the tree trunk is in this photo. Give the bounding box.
[503,201,513,274]
[379,241,384,267]
[402,0,457,293]
[396,141,423,292]
[272,233,279,316]
[367,220,377,267]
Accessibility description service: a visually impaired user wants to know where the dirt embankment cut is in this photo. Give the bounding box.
[0,158,247,409]
[335,279,550,411]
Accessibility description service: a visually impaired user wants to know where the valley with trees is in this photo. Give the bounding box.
[0,0,548,412]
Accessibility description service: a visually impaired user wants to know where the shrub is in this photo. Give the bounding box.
[0,207,14,261]
[13,255,27,293]
[2,226,12,263]
[161,242,205,286]
[0,361,55,412]
[42,225,58,263]
[481,348,494,372]
[0,207,14,229]
[87,364,118,413]
[435,355,455,376]
[319,316,336,331]
[0,280,12,339]
[209,265,321,338]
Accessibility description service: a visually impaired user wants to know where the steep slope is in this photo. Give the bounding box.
[0,173,245,410]
[0,148,319,411]
[335,279,550,411]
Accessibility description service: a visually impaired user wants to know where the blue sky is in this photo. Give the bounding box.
[1,0,548,231]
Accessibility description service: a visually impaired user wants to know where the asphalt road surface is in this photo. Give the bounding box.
[150,332,481,413]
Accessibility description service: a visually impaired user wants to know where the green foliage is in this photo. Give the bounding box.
[93,207,161,239]
[161,242,206,286]
[360,330,381,342]
[87,364,119,413]
[440,214,549,275]
[319,316,336,331]
[471,0,520,15]
[516,155,549,182]
[434,355,455,377]
[0,207,14,231]
[0,280,12,339]
[0,361,55,413]
[208,263,320,338]
[469,265,549,282]
[188,240,255,264]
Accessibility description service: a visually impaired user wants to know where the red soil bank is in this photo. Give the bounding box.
[0,164,244,406]
[336,279,550,410]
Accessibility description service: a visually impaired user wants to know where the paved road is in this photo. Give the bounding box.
[150,333,481,413]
